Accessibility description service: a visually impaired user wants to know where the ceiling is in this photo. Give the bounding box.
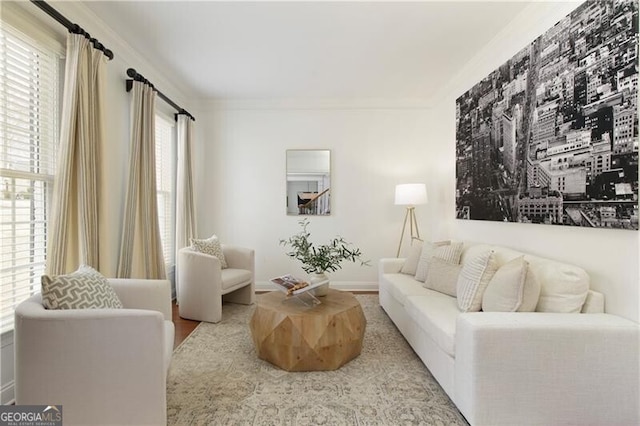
[82,1,531,102]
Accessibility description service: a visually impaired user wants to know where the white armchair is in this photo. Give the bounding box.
[14,278,174,426]
[178,244,255,323]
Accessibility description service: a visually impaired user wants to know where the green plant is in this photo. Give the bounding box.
[280,219,369,274]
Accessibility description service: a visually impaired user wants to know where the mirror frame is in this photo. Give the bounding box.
[286,149,331,216]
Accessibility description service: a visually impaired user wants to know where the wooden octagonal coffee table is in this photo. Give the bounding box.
[249,289,366,372]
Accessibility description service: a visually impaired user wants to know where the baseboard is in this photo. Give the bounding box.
[256,280,378,293]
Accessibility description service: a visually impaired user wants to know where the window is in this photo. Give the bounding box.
[0,23,61,333]
[155,114,175,269]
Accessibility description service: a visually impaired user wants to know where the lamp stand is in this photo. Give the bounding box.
[396,206,421,257]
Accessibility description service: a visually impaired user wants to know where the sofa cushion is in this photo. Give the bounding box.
[457,250,499,312]
[221,268,252,290]
[415,241,460,282]
[405,292,460,357]
[424,258,462,297]
[191,234,228,268]
[526,257,589,313]
[41,265,123,310]
[581,290,605,313]
[400,239,423,275]
[380,273,433,306]
[482,256,540,312]
[462,244,590,313]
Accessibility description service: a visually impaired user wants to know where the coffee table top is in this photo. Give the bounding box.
[256,288,361,315]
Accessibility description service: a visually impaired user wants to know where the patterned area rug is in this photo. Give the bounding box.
[167,295,468,425]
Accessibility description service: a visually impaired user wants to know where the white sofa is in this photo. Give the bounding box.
[379,243,640,426]
[15,278,174,426]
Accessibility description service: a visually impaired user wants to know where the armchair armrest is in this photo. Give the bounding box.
[455,312,640,426]
[222,245,255,271]
[15,295,168,425]
[379,258,405,275]
[108,278,172,321]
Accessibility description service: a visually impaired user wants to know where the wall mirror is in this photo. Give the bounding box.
[286,150,331,215]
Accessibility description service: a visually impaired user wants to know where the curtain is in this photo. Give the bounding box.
[175,114,197,302]
[46,34,106,275]
[117,81,166,279]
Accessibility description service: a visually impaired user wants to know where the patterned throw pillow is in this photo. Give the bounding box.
[190,234,228,268]
[456,249,499,312]
[41,265,123,310]
[414,241,461,282]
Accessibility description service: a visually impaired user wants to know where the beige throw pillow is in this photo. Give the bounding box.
[191,235,228,268]
[482,256,540,312]
[415,241,460,282]
[457,250,499,312]
[41,265,123,310]
[423,257,462,297]
[400,239,424,275]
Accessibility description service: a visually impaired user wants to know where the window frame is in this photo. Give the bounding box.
[0,16,63,334]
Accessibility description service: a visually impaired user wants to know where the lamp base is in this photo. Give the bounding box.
[396,207,421,258]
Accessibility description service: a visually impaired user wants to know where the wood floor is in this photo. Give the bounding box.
[171,302,199,349]
[171,291,378,349]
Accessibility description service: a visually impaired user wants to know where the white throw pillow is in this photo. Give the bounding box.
[423,257,462,297]
[400,239,424,275]
[415,241,460,282]
[457,249,499,312]
[191,234,228,268]
[529,259,589,313]
[482,256,540,312]
[41,265,123,310]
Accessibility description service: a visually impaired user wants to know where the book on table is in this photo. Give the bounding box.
[270,274,329,297]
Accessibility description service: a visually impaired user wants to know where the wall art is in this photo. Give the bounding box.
[456,0,638,230]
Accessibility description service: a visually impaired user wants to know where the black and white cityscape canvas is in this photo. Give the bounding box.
[456,0,638,230]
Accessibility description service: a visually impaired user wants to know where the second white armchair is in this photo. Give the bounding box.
[178,244,255,323]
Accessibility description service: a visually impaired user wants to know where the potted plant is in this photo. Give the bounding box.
[280,218,369,296]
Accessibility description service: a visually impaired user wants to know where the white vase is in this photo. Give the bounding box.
[310,272,329,297]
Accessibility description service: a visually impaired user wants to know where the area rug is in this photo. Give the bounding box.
[167,295,468,425]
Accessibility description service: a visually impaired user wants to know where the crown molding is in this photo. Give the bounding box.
[194,97,435,112]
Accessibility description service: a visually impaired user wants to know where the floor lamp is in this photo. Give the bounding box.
[395,183,428,257]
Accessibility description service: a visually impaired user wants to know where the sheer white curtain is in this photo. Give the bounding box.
[175,114,197,302]
[47,34,106,275]
[117,81,166,279]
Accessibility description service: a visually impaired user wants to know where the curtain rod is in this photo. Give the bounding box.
[126,68,196,121]
[30,0,114,60]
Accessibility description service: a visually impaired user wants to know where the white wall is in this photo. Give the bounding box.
[429,0,639,323]
[194,101,448,290]
[1,1,193,404]
[195,1,639,323]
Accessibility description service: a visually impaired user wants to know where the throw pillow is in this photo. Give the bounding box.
[423,257,462,297]
[41,265,123,310]
[456,249,499,312]
[191,234,228,268]
[415,241,461,282]
[400,239,424,275]
[482,256,540,312]
[530,260,589,313]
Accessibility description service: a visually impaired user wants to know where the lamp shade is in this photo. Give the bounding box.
[395,183,427,206]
